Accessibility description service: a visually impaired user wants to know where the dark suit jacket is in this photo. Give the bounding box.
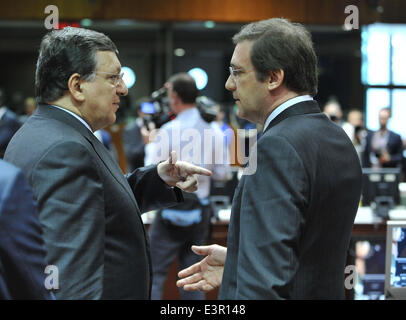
[362,129,403,168]
[0,108,21,158]
[4,104,182,299]
[0,160,53,299]
[218,100,362,299]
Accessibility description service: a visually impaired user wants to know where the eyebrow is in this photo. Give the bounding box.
[230,63,243,70]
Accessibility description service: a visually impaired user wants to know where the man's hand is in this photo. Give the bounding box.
[176,244,227,292]
[157,151,212,192]
[379,150,390,164]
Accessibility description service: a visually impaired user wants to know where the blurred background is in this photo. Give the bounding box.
[0,0,404,122]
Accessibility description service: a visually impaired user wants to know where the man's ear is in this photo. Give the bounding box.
[68,73,85,102]
[268,69,284,90]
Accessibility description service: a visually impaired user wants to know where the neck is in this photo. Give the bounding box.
[48,96,95,131]
[176,104,195,115]
[260,90,301,126]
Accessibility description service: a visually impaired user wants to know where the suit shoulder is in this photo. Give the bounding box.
[390,130,402,140]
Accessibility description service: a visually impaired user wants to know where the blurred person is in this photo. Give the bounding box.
[362,107,403,168]
[323,97,343,125]
[0,159,53,300]
[19,97,38,123]
[342,109,363,141]
[0,88,21,158]
[145,73,230,300]
[211,103,234,148]
[177,18,362,299]
[4,27,211,300]
[342,109,367,160]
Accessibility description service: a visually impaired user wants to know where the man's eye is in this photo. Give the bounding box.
[110,75,119,81]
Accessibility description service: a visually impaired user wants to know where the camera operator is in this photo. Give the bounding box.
[145,73,230,300]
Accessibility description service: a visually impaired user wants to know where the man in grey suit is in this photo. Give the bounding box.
[177,18,362,299]
[4,27,211,299]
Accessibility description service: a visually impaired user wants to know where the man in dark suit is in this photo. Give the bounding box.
[177,18,362,299]
[0,159,53,299]
[362,107,403,168]
[4,27,210,300]
[0,89,21,158]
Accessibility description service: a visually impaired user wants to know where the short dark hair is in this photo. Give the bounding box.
[35,27,118,103]
[167,73,198,104]
[380,107,391,117]
[232,18,318,96]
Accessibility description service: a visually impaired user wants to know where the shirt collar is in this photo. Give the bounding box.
[263,95,313,132]
[50,105,93,132]
[175,107,198,120]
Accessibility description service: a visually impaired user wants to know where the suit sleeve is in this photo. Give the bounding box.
[31,142,105,299]
[235,135,308,299]
[0,167,53,299]
[126,164,183,213]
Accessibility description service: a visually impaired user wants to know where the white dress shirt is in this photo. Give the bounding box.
[145,107,230,199]
[263,95,313,132]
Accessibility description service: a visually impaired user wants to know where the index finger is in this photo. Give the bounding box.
[169,150,178,165]
[185,164,212,177]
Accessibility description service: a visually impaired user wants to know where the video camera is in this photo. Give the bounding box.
[140,88,173,129]
[142,87,219,128]
[196,96,218,123]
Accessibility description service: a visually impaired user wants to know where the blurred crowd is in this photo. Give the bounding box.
[322,97,405,177]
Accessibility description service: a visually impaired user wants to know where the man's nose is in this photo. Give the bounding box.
[117,80,128,96]
[225,75,235,91]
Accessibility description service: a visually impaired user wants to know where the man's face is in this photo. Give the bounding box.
[348,111,363,127]
[225,40,270,124]
[379,109,390,128]
[81,50,128,131]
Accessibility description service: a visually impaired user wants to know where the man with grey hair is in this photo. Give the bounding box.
[5,27,211,299]
[177,18,362,299]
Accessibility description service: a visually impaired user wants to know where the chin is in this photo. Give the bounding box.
[236,109,246,120]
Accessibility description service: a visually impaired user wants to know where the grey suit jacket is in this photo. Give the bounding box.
[4,104,182,299]
[218,100,362,299]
